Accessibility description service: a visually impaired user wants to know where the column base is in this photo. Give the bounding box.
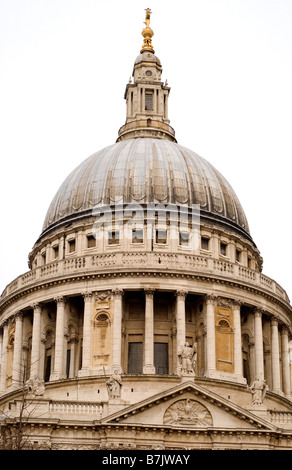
[143,365,156,374]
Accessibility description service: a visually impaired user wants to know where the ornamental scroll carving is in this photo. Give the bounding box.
[163,399,213,426]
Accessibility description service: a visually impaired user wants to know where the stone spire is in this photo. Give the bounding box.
[116,9,176,143]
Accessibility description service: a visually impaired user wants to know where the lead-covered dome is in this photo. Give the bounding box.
[42,138,251,241]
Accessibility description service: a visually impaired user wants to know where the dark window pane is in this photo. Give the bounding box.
[128,342,143,374]
[154,342,168,375]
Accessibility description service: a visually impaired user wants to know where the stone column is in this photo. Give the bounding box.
[254,309,264,380]
[79,292,93,376]
[205,295,216,376]
[112,289,123,373]
[233,301,243,378]
[175,291,187,372]
[0,322,8,392]
[30,303,42,380]
[50,297,66,381]
[12,312,24,388]
[271,317,281,394]
[281,326,291,399]
[143,289,155,374]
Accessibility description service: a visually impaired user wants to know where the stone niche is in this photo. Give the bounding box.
[215,299,234,374]
[91,291,113,370]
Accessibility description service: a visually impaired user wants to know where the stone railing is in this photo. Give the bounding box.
[49,400,104,418]
[269,410,292,427]
[5,398,105,420]
[0,251,290,304]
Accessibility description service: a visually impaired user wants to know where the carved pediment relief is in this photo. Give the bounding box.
[163,399,213,427]
[103,381,277,432]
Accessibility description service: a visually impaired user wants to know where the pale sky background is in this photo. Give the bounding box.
[0,0,292,300]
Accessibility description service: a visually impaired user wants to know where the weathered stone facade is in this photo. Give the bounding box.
[1,10,292,450]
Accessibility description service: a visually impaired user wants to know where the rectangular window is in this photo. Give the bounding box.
[236,249,241,262]
[53,245,59,259]
[108,230,120,245]
[201,237,209,251]
[44,355,51,382]
[154,343,169,375]
[128,342,143,374]
[156,229,167,244]
[179,231,189,247]
[220,242,227,256]
[68,239,76,253]
[145,90,153,110]
[87,234,96,248]
[132,228,143,244]
[66,349,71,378]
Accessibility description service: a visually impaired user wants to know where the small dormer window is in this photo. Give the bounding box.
[145,90,153,110]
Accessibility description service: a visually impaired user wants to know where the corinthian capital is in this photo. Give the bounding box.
[205,294,217,305]
[112,288,124,299]
[175,290,188,300]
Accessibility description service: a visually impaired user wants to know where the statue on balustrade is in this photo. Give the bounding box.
[249,376,268,405]
[106,370,122,399]
[178,342,197,376]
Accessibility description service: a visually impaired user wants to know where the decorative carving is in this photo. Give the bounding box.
[144,289,155,298]
[31,303,41,312]
[95,290,111,301]
[205,294,217,304]
[163,399,213,426]
[81,292,92,305]
[25,376,45,397]
[233,299,243,308]
[112,289,124,299]
[54,296,66,306]
[216,297,232,308]
[175,290,188,300]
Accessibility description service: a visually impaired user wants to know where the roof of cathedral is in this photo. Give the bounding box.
[42,138,251,241]
[40,9,252,244]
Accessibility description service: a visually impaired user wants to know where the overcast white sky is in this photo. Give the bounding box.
[0,0,292,300]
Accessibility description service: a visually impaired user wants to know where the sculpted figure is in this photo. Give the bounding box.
[178,342,197,375]
[106,370,122,399]
[25,376,45,397]
[249,377,268,405]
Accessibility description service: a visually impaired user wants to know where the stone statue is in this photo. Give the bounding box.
[106,370,122,399]
[249,377,268,405]
[178,342,197,375]
[25,376,45,397]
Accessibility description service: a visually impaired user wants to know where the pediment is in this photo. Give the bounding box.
[103,381,277,431]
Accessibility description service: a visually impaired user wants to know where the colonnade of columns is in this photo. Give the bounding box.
[0,290,291,401]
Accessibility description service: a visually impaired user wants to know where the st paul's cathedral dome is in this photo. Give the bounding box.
[1,9,292,451]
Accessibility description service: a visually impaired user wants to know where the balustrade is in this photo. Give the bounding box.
[0,252,290,306]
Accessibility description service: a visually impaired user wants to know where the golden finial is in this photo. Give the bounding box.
[141,8,154,53]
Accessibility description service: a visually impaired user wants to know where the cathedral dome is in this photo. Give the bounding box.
[42,137,251,241]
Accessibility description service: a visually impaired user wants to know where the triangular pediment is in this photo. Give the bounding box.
[102,381,277,431]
